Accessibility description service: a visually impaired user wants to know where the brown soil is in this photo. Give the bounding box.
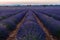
[6,11,57,40]
[7,14,27,40]
[33,13,55,40]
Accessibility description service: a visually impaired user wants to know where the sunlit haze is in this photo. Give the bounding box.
[0,0,60,5]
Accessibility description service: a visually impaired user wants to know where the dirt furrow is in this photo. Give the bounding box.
[33,13,55,40]
[7,13,27,40]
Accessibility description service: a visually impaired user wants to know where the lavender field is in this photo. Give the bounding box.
[0,6,60,40]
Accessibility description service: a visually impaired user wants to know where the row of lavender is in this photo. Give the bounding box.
[33,9,60,39]
[16,11,46,40]
[0,9,25,21]
[0,9,27,40]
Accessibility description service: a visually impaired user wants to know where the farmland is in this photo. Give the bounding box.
[0,6,60,40]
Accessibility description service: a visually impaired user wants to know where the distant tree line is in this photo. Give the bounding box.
[0,5,60,7]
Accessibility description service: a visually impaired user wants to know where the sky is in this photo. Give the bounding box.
[0,0,60,5]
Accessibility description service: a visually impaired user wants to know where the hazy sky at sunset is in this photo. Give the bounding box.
[0,0,60,5]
